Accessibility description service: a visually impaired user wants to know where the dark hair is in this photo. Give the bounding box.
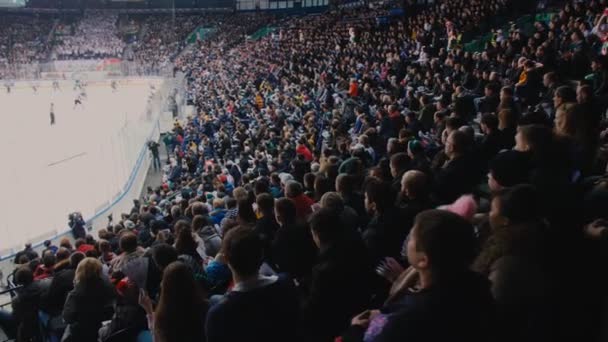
[15,266,34,286]
[555,85,576,103]
[69,252,86,268]
[42,250,56,268]
[191,202,207,217]
[309,207,342,248]
[303,173,316,190]
[222,227,263,277]
[275,198,296,224]
[364,178,393,213]
[256,193,275,215]
[390,153,411,173]
[481,113,499,131]
[544,71,557,83]
[237,200,257,227]
[413,210,477,273]
[314,174,332,201]
[154,261,207,342]
[254,178,270,196]
[501,86,513,97]
[494,184,539,224]
[175,227,198,258]
[445,116,464,130]
[225,197,237,209]
[192,215,208,232]
[489,151,530,187]
[152,243,179,270]
[75,238,86,248]
[119,233,138,253]
[448,130,470,155]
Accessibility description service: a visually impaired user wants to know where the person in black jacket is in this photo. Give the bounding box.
[302,208,374,342]
[61,258,115,342]
[479,113,504,164]
[341,210,495,342]
[13,243,38,264]
[206,228,299,342]
[363,179,404,264]
[255,193,280,259]
[0,267,44,341]
[388,153,411,199]
[271,198,317,280]
[434,130,481,204]
[44,252,86,316]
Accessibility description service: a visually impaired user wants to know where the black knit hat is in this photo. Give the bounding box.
[489,150,531,187]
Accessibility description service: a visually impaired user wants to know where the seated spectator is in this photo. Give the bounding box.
[34,249,56,280]
[45,252,86,316]
[341,210,495,342]
[434,130,481,204]
[0,267,44,341]
[480,113,504,162]
[319,192,360,232]
[174,221,203,262]
[254,193,280,256]
[363,179,404,263]
[236,199,257,228]
[389,153,411,197]
[62,258,115,342]
[205,227,299,342]
[406,140,431,176]
[193,215,222,258]
[487,150,532,193]
[99,277,147,342]
[396,170,434,231]
[110,232,145,275]
[474,185,555,341]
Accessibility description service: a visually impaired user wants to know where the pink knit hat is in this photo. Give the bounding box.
[439,195,477,222]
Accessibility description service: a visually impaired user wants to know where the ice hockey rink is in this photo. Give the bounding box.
[0,78,164,253]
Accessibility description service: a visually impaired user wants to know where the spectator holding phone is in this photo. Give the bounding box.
[139,261,208,342]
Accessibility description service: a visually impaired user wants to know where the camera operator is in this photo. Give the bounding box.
[148,140,161,172]
[68,212,86,240]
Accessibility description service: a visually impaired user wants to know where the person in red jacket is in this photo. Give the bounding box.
[349,78,359,97]
[33,250,56,280]
[296,138,313,162]
[285,180,315,221]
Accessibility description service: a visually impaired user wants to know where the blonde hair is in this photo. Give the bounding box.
[74,257,102,285]
[233,187,248,202]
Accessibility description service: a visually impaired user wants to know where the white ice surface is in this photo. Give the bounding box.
[0,80,155,251]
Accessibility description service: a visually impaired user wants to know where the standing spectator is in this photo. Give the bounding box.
[302,208,373,342]
[271,198,317,279]
[205,228,299,342]
[149,140,162,172]
[139,261,208,342]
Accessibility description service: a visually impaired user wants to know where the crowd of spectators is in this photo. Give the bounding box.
[129,14,209,71]
[3,0,608,341]
[0,15,54,78]
[52,11,125,60]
